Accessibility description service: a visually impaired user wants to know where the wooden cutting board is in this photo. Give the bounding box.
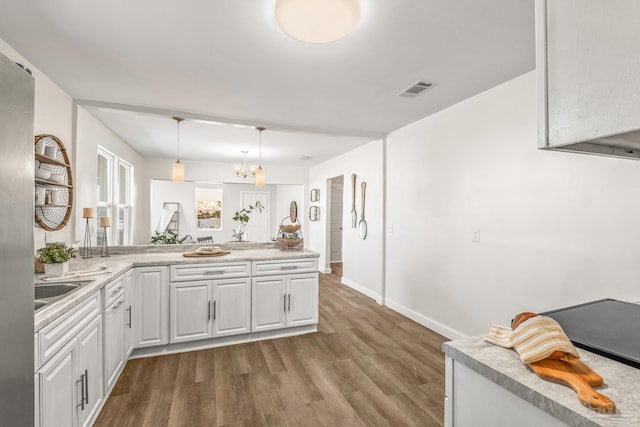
[182,251,230,257]
[529,356,615,413]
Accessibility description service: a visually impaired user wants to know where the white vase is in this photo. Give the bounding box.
[44,261,69,277]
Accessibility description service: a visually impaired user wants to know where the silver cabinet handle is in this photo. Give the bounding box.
[126,306,132,328]
[288,293,291,313]
[207,300,211,321]
[213,300,216,321]
[203,271,224,275]
[76,374,85,410]
[284,294,287,313]
[280,265,298,271]
[84,369,89,405]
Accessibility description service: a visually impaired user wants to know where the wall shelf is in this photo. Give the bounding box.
[34,134,73,231]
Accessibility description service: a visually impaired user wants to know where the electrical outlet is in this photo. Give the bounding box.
[472,229,480,243]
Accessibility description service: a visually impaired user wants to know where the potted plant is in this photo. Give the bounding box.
[37,243,77,277]
[150,230,178,245]
[232,201,264,241]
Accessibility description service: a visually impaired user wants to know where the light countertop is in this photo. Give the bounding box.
[34,248,319,331]
[443,337,640,426]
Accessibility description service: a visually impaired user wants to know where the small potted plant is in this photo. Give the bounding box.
[37,243,77,277]
[232,201,263,241]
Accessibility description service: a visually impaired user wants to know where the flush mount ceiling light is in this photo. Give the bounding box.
[275,0,361,44]
[255,127,266,187]
[172,117,184,182]
[234,150,256,179]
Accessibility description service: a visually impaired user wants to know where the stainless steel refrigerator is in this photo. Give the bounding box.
[0,51,35,425]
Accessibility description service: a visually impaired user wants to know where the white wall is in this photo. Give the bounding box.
[149,180,304,244]
[0,39,75,251]
[308,140,384,301]
[385,71,640,339]
[143,158,307,243]
[75,106,146,244]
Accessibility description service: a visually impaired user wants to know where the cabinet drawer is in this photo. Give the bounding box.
[170,262,251,282]
[104,275,125,308]
[252,258,318,276]
[39,292,101,368]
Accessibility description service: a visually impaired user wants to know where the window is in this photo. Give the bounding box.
[96,146,133,246]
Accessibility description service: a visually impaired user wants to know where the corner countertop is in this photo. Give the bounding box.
[34,248,319,331]
[443,337,640,427]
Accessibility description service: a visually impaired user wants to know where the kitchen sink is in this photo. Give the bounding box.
[34,283,82,299]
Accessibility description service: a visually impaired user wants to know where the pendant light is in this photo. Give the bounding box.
[172,117,184,182]
[255,127,265,187]
[275,0,361,44]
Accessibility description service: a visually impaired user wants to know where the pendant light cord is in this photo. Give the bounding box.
[173,117,184,159]
[257,126,265,167]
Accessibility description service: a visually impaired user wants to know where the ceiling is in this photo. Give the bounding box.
[0,0,535,166]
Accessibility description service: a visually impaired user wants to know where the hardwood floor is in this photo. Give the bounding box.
[94,264,447,426]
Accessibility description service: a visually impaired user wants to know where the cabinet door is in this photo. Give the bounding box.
[134,267,169,348]
[170,281,212,343]
[103,297,125,394]
[212,277,251,337]
[77,316,103,427]
[35,373,40,427]
[123,270,134,357]
[40,340,77,427]
[252,275,287,332]
[286,273,319,327]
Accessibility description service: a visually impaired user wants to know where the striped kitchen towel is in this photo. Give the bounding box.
[484,315,580,363]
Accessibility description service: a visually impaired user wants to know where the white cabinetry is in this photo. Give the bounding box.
[169,262,251,344]
[133,266,169,348]
[124,269,134,357]
[103,275,126,394]
[444,356,566,427]
[537,0,640,159]
[38,311,103,427]
[251,258,318,333]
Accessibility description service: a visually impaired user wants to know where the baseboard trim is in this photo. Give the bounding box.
[319,266,332,274]
[384,298,466,340]
[342,277,383,305]
[129,324,318,359]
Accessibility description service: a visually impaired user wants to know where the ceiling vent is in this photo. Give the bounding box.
[398,81,433,98]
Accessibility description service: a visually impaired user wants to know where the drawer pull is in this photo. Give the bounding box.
[280,265,298,271]
[126,306,132,328]
[203,270,224,275]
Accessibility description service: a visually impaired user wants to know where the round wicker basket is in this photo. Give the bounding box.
[279,224,301,233]
[276,237,303,248]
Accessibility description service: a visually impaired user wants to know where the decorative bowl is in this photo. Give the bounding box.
[49,173,65,183]
[35,169,51,180]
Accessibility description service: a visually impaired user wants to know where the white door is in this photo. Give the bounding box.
[134,267,169,348]
[40,341,77,427]
[329,177,344,263]
[170,281,212,343]
[77,317,103,427]
[241,191,270,241]
[212,278,251,337]
[251,275,287,332]
[287,273,319,327]
[103,297,124,394]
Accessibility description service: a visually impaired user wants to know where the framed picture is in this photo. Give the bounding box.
[195,188,222,230]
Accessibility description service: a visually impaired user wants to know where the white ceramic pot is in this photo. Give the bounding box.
[44,261,69,277]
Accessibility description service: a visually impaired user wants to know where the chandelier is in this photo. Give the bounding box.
[234,150,256,179]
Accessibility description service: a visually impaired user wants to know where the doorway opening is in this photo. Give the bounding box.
[328,175,344,277]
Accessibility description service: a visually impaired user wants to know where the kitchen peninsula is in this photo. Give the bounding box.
[443,337,640,427]
[34,245,319,427]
